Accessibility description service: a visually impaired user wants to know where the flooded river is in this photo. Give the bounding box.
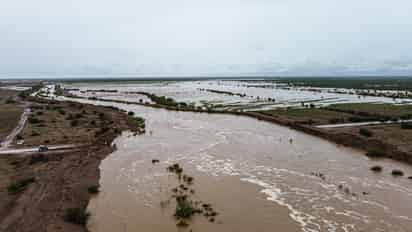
[64,97,412,232]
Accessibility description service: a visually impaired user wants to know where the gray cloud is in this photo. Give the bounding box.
[1,0,412,78]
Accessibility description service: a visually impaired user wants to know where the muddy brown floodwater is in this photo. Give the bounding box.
[64,98,412,232]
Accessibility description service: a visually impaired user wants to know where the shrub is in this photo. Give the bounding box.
[29,154,48,164]
[63,208,90,225]
[366,149,385,158]
[88,185,99,194]
[7,177,35,194]
[401,123,412,130]
[176,220,189,227]
[66,114,74,120]
[133,117,146,129]
[70,120,79,127]
[347,116,372,123]
[114,128,121,134]
[175,199,196,219]
[59,109,66,115]
[303,119,315,125]
[52,106,62,111]
[370,165,382,172]
[359,128,373,137]
[128,111,134,116]
[391,169,404,177]
[95,127,110,136]
[31,131,40,136]
[328,118,345,124]
[28,117,42,124]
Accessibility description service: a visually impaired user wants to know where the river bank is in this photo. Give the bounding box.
[0,89,24,145]
[0,98,143,232]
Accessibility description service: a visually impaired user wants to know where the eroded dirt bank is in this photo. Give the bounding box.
[0,99,142,232]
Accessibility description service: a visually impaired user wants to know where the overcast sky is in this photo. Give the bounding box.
[1,0,412,78]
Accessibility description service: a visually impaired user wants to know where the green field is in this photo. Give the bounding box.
[280,77,412,91]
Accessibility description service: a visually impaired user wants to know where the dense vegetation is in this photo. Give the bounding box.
[370,166,382,172]
[133,116,146,133]
[87,185,99,194]
[7,177,36,194]
[365,149,385,158]
[359,128,373,137]
[401,123,412,129]
[136,92,193,109]
[165,163,218,227]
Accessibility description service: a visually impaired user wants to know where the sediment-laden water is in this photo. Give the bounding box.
[60,96,412,232]
[41,80,412,232]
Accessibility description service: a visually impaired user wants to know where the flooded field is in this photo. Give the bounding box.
[62,80,412,111]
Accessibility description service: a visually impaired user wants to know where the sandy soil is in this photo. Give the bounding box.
[0,99,142,232]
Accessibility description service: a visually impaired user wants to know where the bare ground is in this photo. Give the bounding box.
[0,99,142,232]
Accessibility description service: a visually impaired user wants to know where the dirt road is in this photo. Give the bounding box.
[0,144,79,155]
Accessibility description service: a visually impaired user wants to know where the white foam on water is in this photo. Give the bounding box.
[240,177,321,232]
